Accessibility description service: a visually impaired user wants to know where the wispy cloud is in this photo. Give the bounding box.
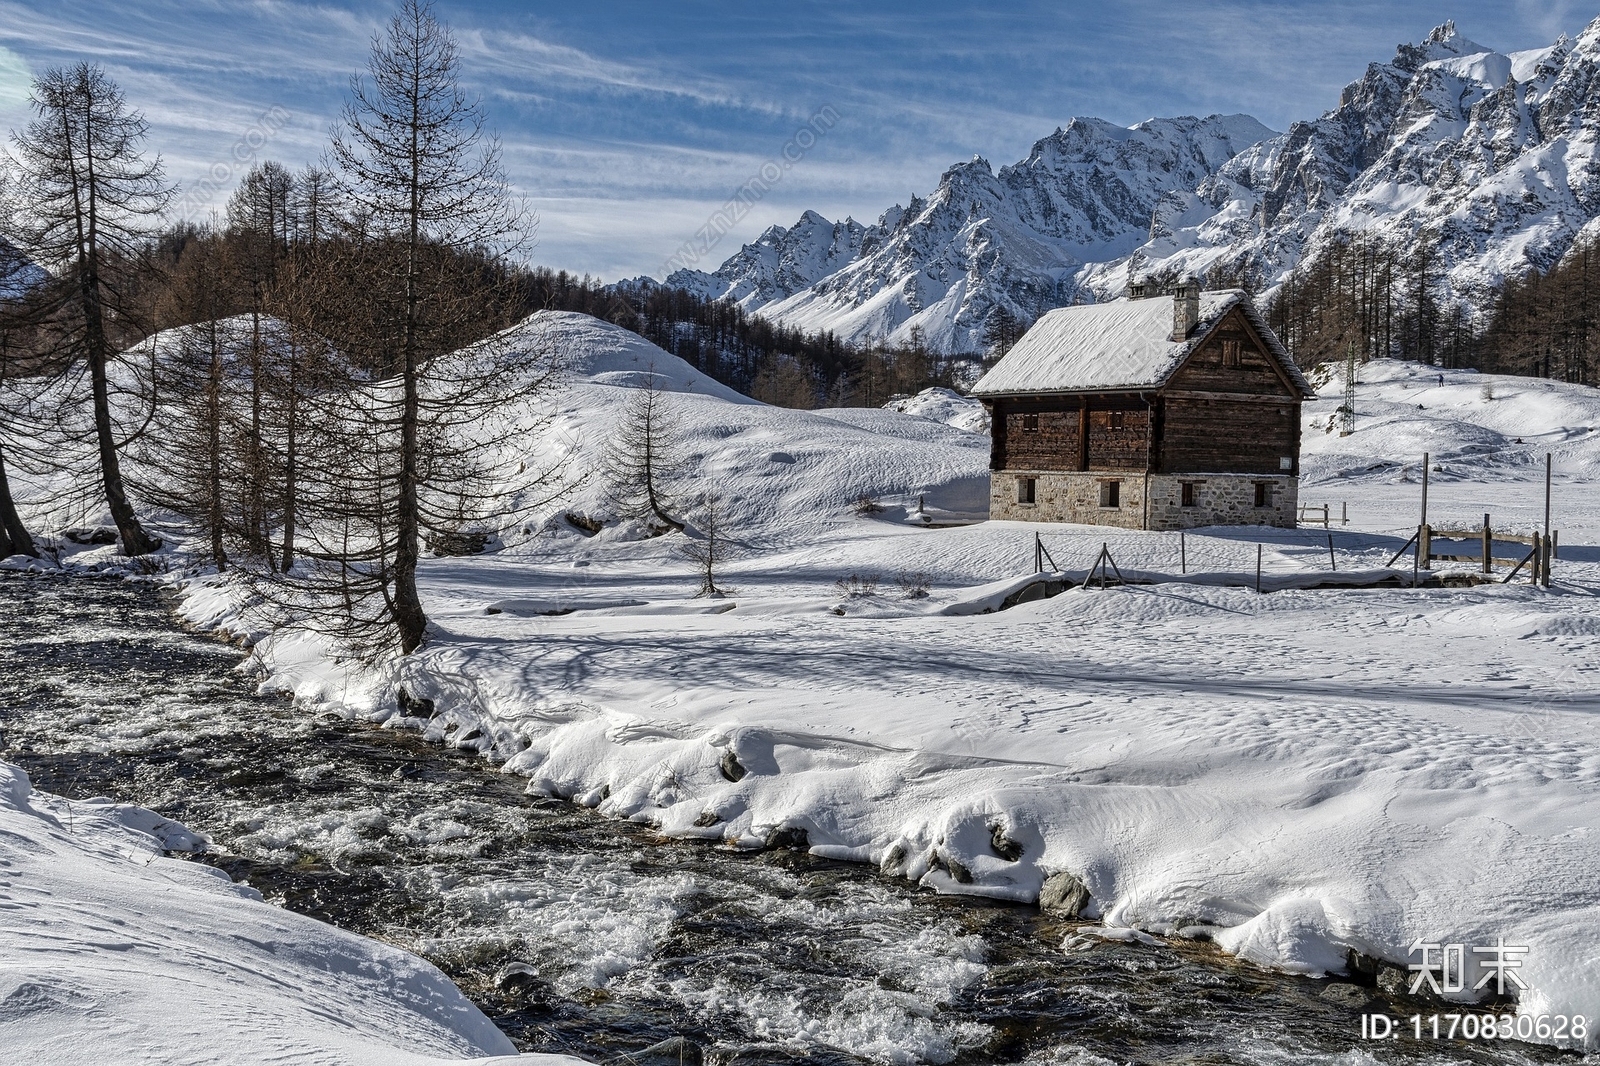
[0,0,1587,279]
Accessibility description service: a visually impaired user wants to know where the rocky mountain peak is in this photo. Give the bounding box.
[672,21,1600,355]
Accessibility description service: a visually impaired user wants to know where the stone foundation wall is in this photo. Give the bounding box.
[991,471,1299,530]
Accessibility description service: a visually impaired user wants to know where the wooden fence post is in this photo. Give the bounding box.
[1481,514,1491,575]
[1531,531,1541,585]
[1420,523,1432,571]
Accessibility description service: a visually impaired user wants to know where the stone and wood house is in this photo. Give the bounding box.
[971,282,1313,530]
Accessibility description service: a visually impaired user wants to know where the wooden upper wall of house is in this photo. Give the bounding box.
[992,395,1153,473]
[1156,398,1300,475]
[1164,305,1302,398]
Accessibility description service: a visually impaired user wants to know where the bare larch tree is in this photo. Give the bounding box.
[305,0,553,655]
[677,490,732,597]
[604,371,686,532]
[8,64,171,555]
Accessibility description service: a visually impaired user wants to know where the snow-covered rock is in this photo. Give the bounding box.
[881,387,990,434]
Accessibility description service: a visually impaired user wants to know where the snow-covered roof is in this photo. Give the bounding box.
[970,290,1312,398]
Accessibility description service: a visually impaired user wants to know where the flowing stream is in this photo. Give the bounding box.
[0,573,1574,1066]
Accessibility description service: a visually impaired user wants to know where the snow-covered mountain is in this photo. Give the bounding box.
[668,209,867,311]
[1091,20,1600,308]
[693,114,1272,353]
[686,19,1600,353]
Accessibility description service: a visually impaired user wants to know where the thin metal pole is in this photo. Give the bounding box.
[1413,525,1421,587]
[1327,533,1336,572]
[1342,501,1348,526]
[1180,532,1186,574]
[1544,453,1552,587]
[1545,453,1552,542]
[1420,452,1430,530]
[1256,543,1262,593]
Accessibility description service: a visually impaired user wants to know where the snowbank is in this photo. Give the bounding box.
[0,759,574,1065]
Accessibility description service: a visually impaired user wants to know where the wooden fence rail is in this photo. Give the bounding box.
[1419,514,1555,582]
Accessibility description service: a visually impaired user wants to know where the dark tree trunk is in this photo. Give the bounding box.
[75,106,158,557]
[279,337,298,573]
[207,327,226,572]
[89,339,159,556]
[391,108,427,656]
[0,443,33,557]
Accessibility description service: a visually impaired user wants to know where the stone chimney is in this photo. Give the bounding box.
[1127,278,1151,300]
[1171,279,1200,341]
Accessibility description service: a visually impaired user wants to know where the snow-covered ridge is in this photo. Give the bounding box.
[673,114,1273,353]
[687,17,1600,352]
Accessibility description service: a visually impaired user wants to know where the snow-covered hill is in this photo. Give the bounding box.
[1304,359,1600,486]
[686,18,1600,352]
[505,311,993,539]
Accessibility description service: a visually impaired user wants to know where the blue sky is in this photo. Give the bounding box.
[0,1,1589,279]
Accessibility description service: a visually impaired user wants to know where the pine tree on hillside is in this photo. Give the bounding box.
[604,372,686,533]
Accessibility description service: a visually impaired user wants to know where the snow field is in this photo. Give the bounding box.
[169,316,1600,1051]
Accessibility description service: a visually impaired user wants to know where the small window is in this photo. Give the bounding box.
[1022,412,1039,432]
[1017,477,1036,505]
[1181,482,1197,508]
[1099,480,1121,508]
[1109,410,1126,431]
[1222,339,1241,367]
[1254,481,1271,508]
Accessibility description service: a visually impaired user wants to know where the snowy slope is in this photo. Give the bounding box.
[0,760,565,1066]
[1296,358,1600,540]
[1303,359,1600,487]
[504,311,993,539]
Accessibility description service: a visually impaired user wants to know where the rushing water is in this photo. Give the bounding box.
[0,573,1577,1065]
